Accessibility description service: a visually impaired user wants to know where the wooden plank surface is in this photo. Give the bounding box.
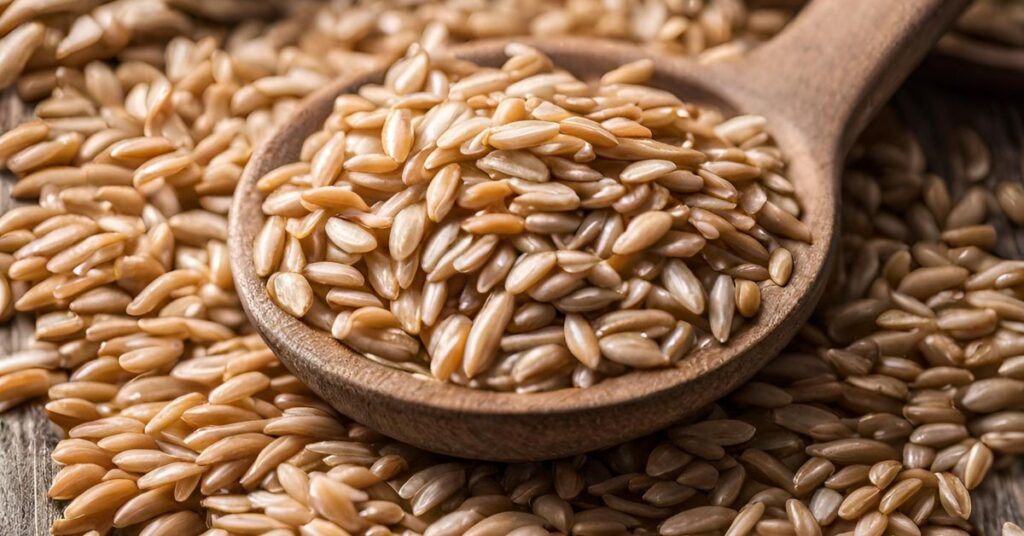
[0,77,1022,534]
[0,88,64,534]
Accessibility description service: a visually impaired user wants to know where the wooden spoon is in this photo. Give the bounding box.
[229,0,968,461]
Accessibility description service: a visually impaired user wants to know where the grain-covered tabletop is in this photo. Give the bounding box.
[1,74,1023,533]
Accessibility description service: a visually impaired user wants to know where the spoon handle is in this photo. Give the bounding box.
[727,0,970,152]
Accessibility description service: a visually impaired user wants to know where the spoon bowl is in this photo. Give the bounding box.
[229,0,967,461]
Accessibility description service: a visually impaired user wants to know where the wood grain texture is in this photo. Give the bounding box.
[228,0,968,461]
[0,88,63,535]
[0,57,1022,536]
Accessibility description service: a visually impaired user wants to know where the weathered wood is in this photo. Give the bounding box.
[0,402,63,535]
[0,72,1022,534]
[973,460,1024,534]
[0,88,63,535]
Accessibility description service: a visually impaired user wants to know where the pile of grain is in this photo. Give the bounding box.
[0,1,1023,535]
[253,43,806,390]
[0,0,793,96]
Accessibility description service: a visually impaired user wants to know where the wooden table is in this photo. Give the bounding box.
[1,76,1023,534]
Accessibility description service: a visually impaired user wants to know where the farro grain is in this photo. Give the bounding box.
[786,498,821,536]
[946,186,988,230]
[735,279,762,318]
[0,22,46,89]
[0,348,59,375]
[738,449,794,493]
[112,487,180,527]
[958,441,993,490]
[887,512,921,536]
[960,378,1024,413]
[0,121,50,168]
[136,461,205,490]
[505,252,558,295]
[463,511,546,536]
[643,481,696,507]
[462,291,515,377]
[732,381,793,409]
[855,511,888,536]
[268,272,313,318]
[675,460,720,490]
[838,485,882,520]
[214,512,292,533]
[63,478,139,520]
[793,457,835,497]
[879,478,923,514]
[954,127,990,183]
[710,275,736,343]
[657,320,694,363]
[995,181,1024,225]
[660,505,737,535]
[0,367,57,401]
[933,443,970,473]
[808,488,843,525]
[868,460,902,489]
[725,502,766,536]
[126,269,204,316]
[935,472,971,519]
[600,59,656,86]
[48,463,107,500]
[563,313,600,369]
[710,464,745,506]
[755,518,797,536]
[598,333,667,368]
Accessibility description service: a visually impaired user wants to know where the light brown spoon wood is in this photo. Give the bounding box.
[229,0,969,461]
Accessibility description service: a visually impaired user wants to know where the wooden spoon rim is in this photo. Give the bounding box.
[228,37,836,456]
